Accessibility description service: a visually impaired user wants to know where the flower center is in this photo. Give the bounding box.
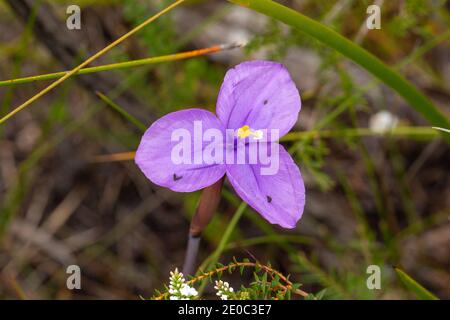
[236,125,263,140]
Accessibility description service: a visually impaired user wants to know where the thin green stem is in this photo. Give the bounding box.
[282,126,438,141]
[398,29,450,69]
[95,92,146,131]
[206,202,247,270]
[0,45,236,87]
[90,126,440,164]
[197,202,247,292]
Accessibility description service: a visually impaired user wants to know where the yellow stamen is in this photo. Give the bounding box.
[237,125,251,138]
[237,125,263,140]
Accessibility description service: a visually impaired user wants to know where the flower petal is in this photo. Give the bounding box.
[216,60,301,138]
[135,109,226,192]
[226,144,305,228]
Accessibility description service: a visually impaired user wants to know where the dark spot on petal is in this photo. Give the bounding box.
[266,195,272,203]
[173,173,183,181]
[263,99,268,105]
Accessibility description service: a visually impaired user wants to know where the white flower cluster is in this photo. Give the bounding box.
[214,280,234,300]
[168,268,198,300]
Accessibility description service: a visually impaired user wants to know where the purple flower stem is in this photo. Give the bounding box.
[182,235,200,275]
[182,178,224,275]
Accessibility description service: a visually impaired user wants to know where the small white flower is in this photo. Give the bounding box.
[174,283,198,299]
[167,268,198,300]
[180,285,190,296]
[369,111,399,134]
[214,280,235,300]
[188,287,198,296]
[180,284,196,297]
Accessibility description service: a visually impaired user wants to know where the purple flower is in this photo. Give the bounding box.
[135,60,305,228]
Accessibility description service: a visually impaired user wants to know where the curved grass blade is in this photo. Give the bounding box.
[228,0,450,140]
[394,267,439,300]
[432,127,450,134]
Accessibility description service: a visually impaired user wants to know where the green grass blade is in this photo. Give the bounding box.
[282,126,439,141]
[95,91,146,131]
[394,267,439,300]
[432,127,450,134]
[228,0,449,135]
[197,201,247,293]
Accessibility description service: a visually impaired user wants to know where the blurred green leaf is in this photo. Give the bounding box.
[394,267,439,300]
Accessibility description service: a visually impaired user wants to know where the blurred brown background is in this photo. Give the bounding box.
[0,0,449,299]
